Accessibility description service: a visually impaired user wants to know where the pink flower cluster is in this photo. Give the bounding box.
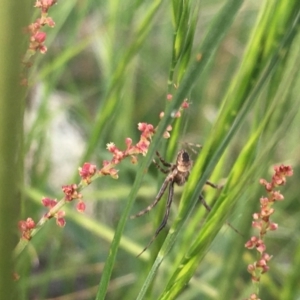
[42,197,66,227]
[21,0,56,85]
[35,0,57,13]
[42,184,84,226]
[18,122,155,239]
[24,0,56,64]
[78,163,97,184]
[245,164,293,298]
[40,188,86,228]
[99,122,155,178]
[18,218,36,240]
[17,0,193,252]
[107,123,154,160]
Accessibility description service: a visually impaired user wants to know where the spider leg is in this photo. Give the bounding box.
[156,151,172,167]
[130,178,170,219]
[205,180,223,189]
[154,181,174,237]
[153,159,170,174]
[184,142,202,155]
[199,194,243,237]
[199,193,212,212]
[201,180,221,210]
[136,182,175,257]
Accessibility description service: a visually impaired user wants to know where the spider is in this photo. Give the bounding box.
[130,149,222,257]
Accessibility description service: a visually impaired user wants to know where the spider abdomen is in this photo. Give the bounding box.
[174,171,190,186]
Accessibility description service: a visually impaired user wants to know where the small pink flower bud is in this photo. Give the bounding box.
[79,163,97,183]
[135,140,150,155]
[249,293,260,300]
[259,178,267,185]
[262,252,272,261]
[256,242,266,254]
[55,211,65,219]
[39,45,47,54]
[106,142,117,152]
[76,201,86,213]
[271,190,284,200]
[45,17,55,27]
[259,178,273,191]
[62,184,79,201]
[259,197,269,205]
[256,258,267,267]
[137,123,147,131]
[33,31,46,43]
[18,218,36,240]
[166,94,173,100]
[261,264,269,273]
[18,221,28,232]
[268,222,278,231]
[26,218,36,229]
[245,236,259,249]
[261,207,275,217]
[125,138,132,148]
[273,174,285,185]
[181,100,189,109]
[252,220,262,230]
[56,217,66,227]
[174,111,181,118]
[252,212,260,219]
[247,264,255,273]
[42,197,57,208]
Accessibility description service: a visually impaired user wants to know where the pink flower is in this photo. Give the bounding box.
[62,184,81,201]
[125,138,132,149]
[76,201,86,213]
[166,94,173,100]
[56,217,66,227]
[79,163,97,184]
[33,31,46,43]
[42,197,57,207]
[18,218,36,240]
[181,100,189,109]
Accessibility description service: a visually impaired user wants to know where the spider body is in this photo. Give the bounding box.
[173,150,192,186]
[130,150,195,257]
[130,149,232,257]
[160,150,192,185]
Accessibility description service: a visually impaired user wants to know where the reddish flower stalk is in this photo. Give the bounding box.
[21,0,57,84]
[15,104,188,258]
[17,123,154,242]
[245,165,293,299]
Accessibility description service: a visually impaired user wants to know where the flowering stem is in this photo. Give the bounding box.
[245,165,293,299]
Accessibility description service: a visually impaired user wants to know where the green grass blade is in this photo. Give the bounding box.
[135,1,244,298]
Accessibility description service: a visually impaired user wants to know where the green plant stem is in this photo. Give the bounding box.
[0,1,29,298]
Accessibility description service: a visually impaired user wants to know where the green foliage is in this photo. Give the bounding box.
[16,0,300,299]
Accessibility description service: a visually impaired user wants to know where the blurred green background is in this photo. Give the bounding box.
[12,0,300,299]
